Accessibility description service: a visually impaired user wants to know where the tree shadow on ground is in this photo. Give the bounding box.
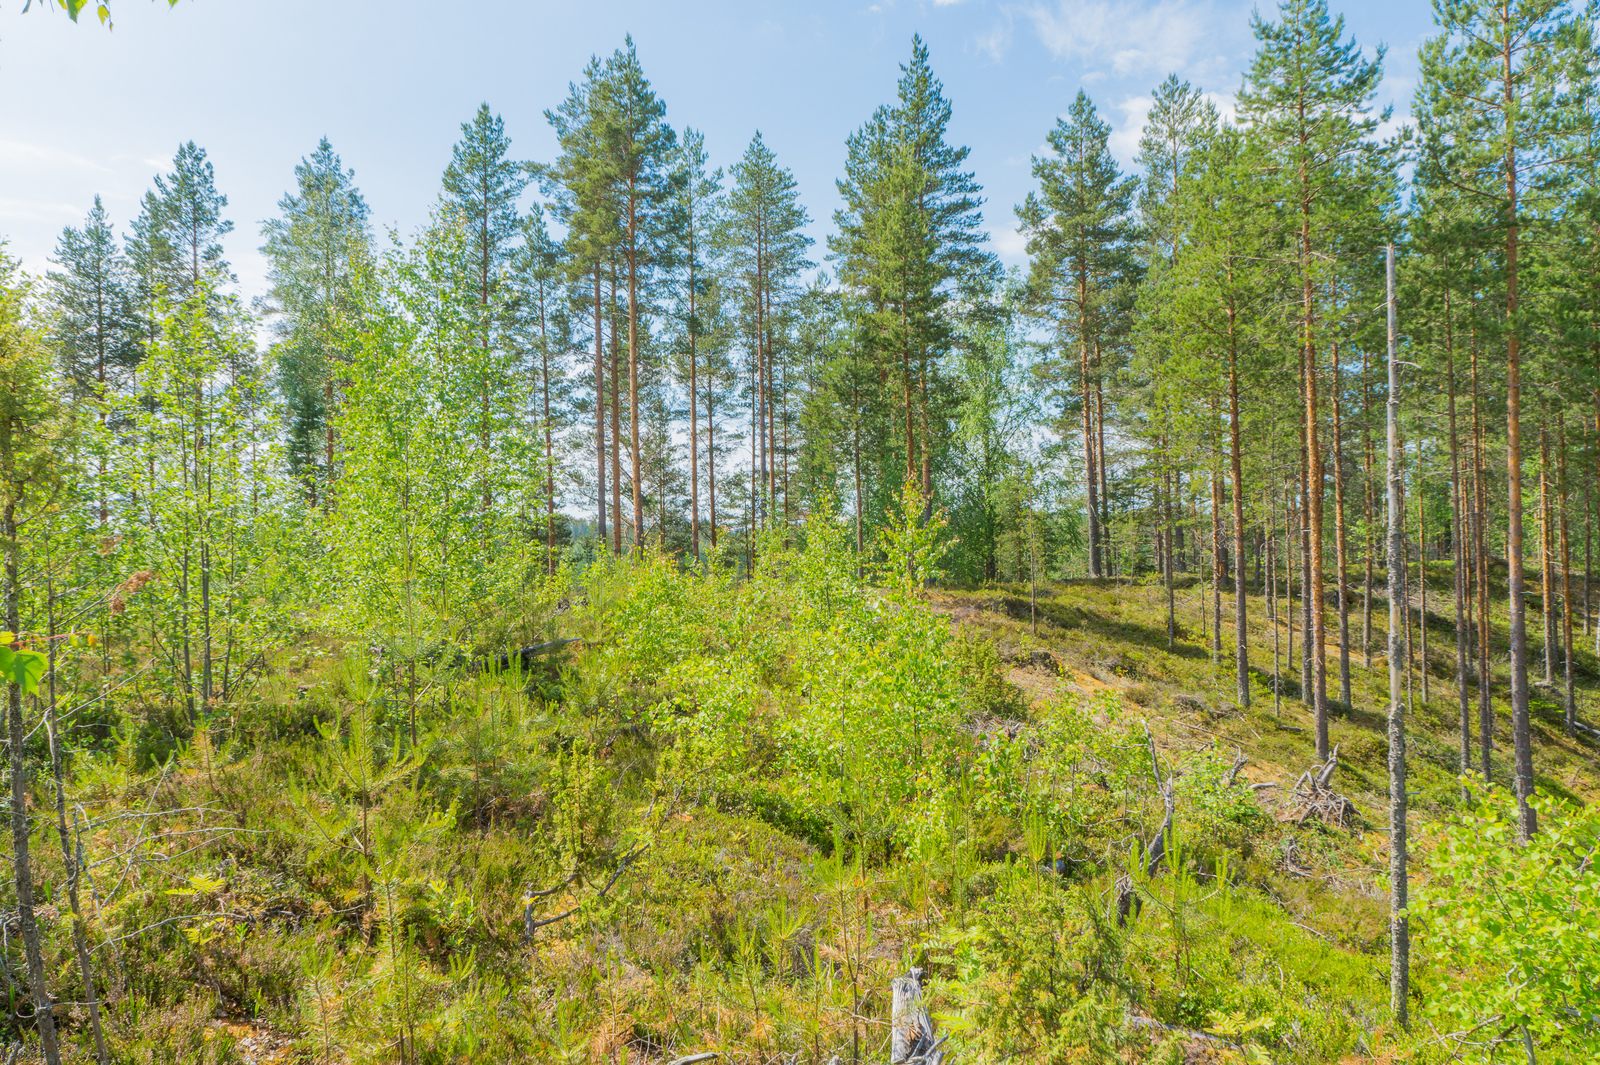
[988,580,1212,665]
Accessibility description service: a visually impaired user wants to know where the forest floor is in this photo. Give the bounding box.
[28,556,1599,1065]
[928,569,1600,818]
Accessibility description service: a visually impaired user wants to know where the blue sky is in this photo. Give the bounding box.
[1,0,1436,301]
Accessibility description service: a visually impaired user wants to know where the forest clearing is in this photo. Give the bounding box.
[3,0,1600,1061]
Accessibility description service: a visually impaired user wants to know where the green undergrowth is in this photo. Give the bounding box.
[8,517,1598,1063]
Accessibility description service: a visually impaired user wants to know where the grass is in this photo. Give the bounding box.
[8,547,1596,1064]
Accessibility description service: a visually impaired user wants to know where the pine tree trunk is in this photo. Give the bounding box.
[1384,245,1409,1031]
[609,271,624,554]
[540,293,556,574]
[1539,424,1555,686]
[1270,493,1281,717]
[758,255,770,530]
[688,257,700,561]
[1228,317,1250,707]
[1299,426,1315,720]
[1416,436,1428,704]
[1164,466,1176,650]
[1287,488,1296,692]
[1081,302,1100,578]
[708,381,718,550]
[1211,469,1223,664]
[1301,206,1329,761]
[594,265,607,547]
[1503,151,1537,840]
[1332,339,1352,708]
[1473,329,1494,783]
[1560,415,1575,737]
[1444,294,1472,792]
[1363,347,1376,674]
[1097,368,1110,574]
[628,197,643,554]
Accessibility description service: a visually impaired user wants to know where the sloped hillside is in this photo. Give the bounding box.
[22,540,1599,1065]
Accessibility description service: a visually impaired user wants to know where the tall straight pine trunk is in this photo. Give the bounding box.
[1384,244,1410,1031]
[1227,294,1250,706]
[609,271,624,554]
[1560,416,1576,736]
[594,266,607,547]
[1473,328,1494,782]
[627,196,643,554]
[1301,202,1329,761]
[1503,128,1536,839]
[1539,425,1556,685]
[1443,287,1472,788]
[1332,338,1352,707]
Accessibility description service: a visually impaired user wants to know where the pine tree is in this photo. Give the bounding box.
[1156,122,1267,708]
[1416,0,1592,838]
[128,141,234,310]
[668,128,723,559]
[1238,0,1386,761]
[440,104,530,520]
[543,56,624,551]
[1135,76,1216,647]
[261,138,371,506]
[595,38,676,552]
[1017,89,1140,579]
[720,131,813,530]
[832,35,996,511]
[509,205,574,571]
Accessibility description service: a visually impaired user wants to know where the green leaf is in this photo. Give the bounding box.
[0,648,47,696]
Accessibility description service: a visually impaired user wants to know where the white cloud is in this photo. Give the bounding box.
[0,196,83,224]
[1105,88,1236,170]
[1107,94,1153,167]
[0,140,114,175]
[974,20,1012,62]
[1021,0,1217,79]
[993,224,1029,263]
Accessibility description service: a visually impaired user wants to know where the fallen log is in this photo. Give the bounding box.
[480,638,580,673]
